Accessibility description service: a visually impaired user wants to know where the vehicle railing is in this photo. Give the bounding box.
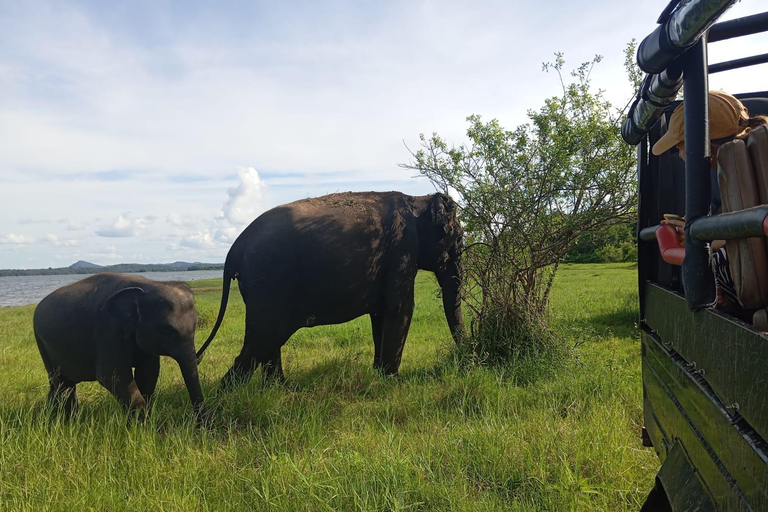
[640,205,768,244]
[637,0,734,74]
[623,11,768,146]
[623,0,768,309]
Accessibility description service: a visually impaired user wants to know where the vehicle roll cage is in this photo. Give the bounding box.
[623,0,768,310]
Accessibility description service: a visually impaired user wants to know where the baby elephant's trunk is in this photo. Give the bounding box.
[174,348,206,419]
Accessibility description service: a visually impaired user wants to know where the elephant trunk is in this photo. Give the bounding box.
[436,253,465,344]
[175,347,206,419]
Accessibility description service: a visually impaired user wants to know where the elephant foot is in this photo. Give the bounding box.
[47,380,78,420]
[373,362,400,377]
[220,368,253,391]
[261,367,285,387]
[48,401,78,422]
[124,403,149,426]
[261,376,286,390]
[194,404,215,429]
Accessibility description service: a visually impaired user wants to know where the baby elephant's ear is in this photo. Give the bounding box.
[101,287,145,324]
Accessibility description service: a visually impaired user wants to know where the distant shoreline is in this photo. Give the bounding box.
[0,269,223,307]
[0,262,224,277]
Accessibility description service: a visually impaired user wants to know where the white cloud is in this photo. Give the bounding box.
[96,214,149,238]
[179,232,216,250]
[165,168,265,252]
[220,167,266,226]
[0,0,764,270]
[66,221,86,231]
[213,225,240,245]
[45,234,80,247]
[163,167,266,254]
[83,246,122,261]
[0,233,35,245]
[166,213,187,227]
[166,213,203,232]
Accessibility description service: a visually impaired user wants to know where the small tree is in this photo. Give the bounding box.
[403,53,637,363]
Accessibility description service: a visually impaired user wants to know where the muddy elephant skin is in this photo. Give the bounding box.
[197,191,464,388]
[34,273,205,419]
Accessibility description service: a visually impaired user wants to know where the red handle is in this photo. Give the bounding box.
[656,224,685,266]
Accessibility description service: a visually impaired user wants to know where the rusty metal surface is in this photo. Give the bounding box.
[644,282,768,443]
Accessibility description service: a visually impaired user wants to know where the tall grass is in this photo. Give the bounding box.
[0,263,655,511]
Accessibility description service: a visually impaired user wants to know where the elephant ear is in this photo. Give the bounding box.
[430,194,462,249]
[101,287,145,325]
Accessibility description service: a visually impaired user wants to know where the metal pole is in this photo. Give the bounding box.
[637,137,649,319]
[682,36,716,310]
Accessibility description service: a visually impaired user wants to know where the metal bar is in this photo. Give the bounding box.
[657,0,683,24]
[681,38,716,310]
[622,67,684,145]
[640,205,768,257]
[637,0,736,74]
[624,5,767,145]
[640,225,660,241]
[709,53,768,74]
[708,11,768,42]
[688,205,768,240]
[637,136,650,318]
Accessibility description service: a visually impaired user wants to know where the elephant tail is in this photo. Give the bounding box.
[196,252,237,362]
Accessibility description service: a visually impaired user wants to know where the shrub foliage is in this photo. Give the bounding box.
[403,54,637,362]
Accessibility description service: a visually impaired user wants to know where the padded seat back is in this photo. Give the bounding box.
[748,125,768,204]
[717,126,768,309]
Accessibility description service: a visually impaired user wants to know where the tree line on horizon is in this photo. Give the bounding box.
[0,262,224,277]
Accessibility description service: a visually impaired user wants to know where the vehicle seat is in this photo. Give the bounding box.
[717,124,768,326]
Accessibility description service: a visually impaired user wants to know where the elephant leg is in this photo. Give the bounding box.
[99,367,147,421]
[134,355,161,406]
[370,313,384,369]
[221,306,295,390]
[261,346,285,385]
[375,312,414,375]
[221,339,290,390]
[221,343,259,390]
[374,273,416,376]
[47,372,78,419]
[37,336,78,418]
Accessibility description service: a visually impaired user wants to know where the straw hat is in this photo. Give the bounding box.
[651,90,750,156]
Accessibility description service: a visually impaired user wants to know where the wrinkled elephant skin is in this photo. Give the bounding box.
[198,191,465,388]
[34,273,205,420]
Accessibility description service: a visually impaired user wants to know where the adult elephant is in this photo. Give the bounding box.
[197,191,464,387]
[34,273,205,420]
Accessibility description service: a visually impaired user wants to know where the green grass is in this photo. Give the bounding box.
[0,263,656,511]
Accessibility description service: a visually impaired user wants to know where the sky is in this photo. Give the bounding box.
[1,0,766,269]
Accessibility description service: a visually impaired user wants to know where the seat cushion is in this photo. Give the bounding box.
[747,125,768,261]
[717,137,768,309]
[747,125,768,204]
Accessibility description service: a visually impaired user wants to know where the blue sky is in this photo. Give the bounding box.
[1,0,766,268]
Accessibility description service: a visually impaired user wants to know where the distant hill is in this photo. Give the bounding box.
[0,261,224,277]
[70,260,102,269]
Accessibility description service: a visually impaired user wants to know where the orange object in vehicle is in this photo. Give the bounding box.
[656,224,685,266]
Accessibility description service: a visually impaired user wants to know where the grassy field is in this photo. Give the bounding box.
[0,263,657,511]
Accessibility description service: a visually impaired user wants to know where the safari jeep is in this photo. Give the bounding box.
[622,1,768,510]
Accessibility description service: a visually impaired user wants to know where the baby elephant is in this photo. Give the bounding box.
[33,273,205,420]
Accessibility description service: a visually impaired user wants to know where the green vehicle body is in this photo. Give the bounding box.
[624,1,768,509]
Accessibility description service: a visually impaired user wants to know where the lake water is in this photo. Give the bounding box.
[0,270,222,308]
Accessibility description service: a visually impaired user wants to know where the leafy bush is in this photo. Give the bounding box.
[404,51,638,367]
